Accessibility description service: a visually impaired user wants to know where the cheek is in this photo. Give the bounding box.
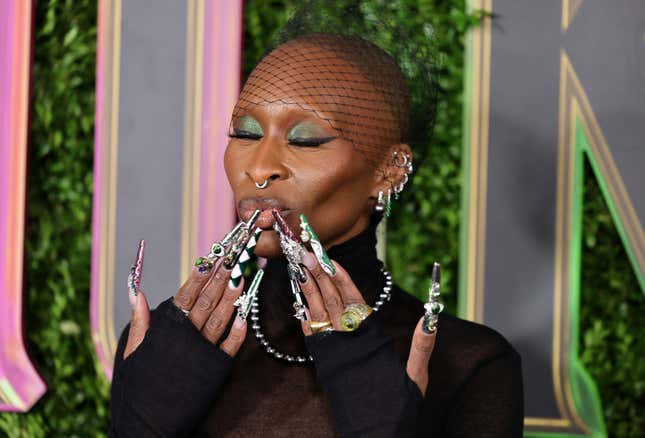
[298,152,374,242]
[223,143,239,186]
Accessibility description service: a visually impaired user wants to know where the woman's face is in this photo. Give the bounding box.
[224,38,407,258]
[224,100,377,258]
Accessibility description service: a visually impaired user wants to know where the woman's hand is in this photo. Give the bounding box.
[110,242,249,437]
[298,252,436,395]
[125,259,247,360]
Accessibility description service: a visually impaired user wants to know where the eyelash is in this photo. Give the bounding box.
[288,136,337,147]
[229,130,337,148]
[228,129,262,140]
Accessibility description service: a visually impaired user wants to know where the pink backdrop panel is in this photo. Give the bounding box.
[0,0,47,412]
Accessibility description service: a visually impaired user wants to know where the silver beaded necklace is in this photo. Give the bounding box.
[250,268,393,364]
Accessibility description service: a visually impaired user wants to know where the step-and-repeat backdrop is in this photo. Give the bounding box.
[1,1,643,436]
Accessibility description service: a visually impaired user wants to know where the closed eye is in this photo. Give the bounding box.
[229,128,263,140]
[288,136,337,147]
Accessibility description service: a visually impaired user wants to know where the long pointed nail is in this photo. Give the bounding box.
[224,225,258,270]
[229,227,262,288]
[423,262,443,334]
[272,208,300,242]
[127,239,145,307]
[234,269,264,319]
[299,214,336,276]
[246,209,261,229]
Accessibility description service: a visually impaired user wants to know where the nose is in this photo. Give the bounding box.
[245,137,289,186]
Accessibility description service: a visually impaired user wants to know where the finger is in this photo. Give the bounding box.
[329,260,365,305]
[124,291,151,359]
[406,317,437,396]
[300,308,313,336]
[299,268,329,323]
[220,315,247,357]
[189,262,232,330]
[202,276,244,344]
[302,251,344,330]
[173,259,221,313]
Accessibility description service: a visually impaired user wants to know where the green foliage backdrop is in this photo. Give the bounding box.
[0,0,641,436]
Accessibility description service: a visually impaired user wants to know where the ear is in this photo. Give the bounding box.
[369,143,413,200]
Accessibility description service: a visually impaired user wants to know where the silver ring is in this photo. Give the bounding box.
[174,302,190,316]
[255,179,269,189]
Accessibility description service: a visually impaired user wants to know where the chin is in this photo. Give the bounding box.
[253,232,283,259]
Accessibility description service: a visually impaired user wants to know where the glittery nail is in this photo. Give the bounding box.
[127,239,145,307]
[272,208,300,242]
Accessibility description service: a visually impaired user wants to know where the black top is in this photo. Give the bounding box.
[110,225,524,437]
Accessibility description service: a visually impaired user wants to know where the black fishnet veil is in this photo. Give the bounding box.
[232,0,439,168]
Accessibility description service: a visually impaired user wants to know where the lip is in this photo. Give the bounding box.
[238,197,292,230]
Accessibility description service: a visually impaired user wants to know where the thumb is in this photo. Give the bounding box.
[124,291,150,359]
[406,317,437,396]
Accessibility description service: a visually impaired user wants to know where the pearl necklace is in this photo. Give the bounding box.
[250,268,393,364]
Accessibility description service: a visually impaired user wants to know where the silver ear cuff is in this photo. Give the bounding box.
[255,179,269,189]
[392,151,413,199]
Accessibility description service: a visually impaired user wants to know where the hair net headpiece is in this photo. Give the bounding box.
[232,0,439,169]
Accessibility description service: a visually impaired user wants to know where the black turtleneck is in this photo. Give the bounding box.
[110,224,524,437]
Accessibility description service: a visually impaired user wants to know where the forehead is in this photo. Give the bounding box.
[236,38,387,117]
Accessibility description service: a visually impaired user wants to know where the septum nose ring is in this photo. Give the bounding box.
[255,178,269,189]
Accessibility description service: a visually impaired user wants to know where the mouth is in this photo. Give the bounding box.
[238,197,292,230]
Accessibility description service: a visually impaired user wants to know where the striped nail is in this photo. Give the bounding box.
[229,227,262,288]
[299,214,336,276]
[423,262,443,334]
[127,239,145,307]
[234,269,264,319]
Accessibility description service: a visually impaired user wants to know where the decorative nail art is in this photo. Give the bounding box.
[423,262,444,334]
[195,221,244,273]
[272,209,308,320]
[223,210,261,269]
[234,268,264,320]
[195,211,261,273]
[299,214,336,276]
[272,208,301,242]
[127,240,145,306]
[229,227,262,288]
[290,277,308,321]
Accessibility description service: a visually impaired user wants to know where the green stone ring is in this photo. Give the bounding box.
[340,303,373,331]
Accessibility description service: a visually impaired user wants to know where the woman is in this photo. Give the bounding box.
[109,27,523,438]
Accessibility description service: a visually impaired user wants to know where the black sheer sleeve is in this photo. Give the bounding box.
[304,316,423,437]
[442,349,524,437]
[109,298,233,438]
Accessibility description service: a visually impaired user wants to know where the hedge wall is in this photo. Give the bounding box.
[0,0,641,436]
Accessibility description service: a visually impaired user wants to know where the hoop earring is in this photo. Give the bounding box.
[255,179,269,189]
[393,151,409,168]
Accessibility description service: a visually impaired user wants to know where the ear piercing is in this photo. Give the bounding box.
[255,178,269,189]
[374,190,392,217]
[392,151,413,200]
[423,262,444,334]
